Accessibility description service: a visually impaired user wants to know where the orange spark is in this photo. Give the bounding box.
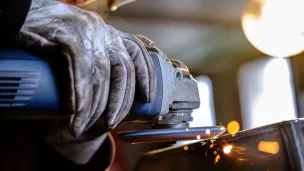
[201,142,207,146]
[227,121,240,136]
[258,141,280,154]
[206,129,211,135]
[110,5,118,11]
[184,146,189,151]
[223,145,233,154]
[214,154,220,164]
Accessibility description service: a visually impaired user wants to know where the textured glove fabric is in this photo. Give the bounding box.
[15,0,156,164]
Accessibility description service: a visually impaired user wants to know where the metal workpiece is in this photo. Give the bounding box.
[134,119,304,171]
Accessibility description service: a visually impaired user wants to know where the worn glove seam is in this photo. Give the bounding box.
[122,35,154,101]
[107,48,128,127]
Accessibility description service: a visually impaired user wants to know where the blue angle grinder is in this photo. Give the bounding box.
[0,49,226,143]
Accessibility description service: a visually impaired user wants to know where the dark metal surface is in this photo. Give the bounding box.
[134,119,304,171]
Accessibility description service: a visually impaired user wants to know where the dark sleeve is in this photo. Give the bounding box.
[0,0,31,47]
[36,134,115,171]
[0,121,114,171]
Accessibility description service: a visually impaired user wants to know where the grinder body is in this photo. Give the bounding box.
[0,49,200,128]
[129,49,200,128]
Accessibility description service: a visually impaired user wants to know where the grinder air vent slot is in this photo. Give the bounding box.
[0,70,40,107]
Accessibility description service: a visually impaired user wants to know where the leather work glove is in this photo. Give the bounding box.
[16,0,156,164]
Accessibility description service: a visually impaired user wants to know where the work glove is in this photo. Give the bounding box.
[16,0,156,164]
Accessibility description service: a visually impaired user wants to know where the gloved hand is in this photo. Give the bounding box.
[16,0,157,164]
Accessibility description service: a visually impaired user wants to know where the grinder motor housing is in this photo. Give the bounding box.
[0,49,200,128]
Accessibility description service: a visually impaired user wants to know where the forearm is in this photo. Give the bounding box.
[39,133,115,171]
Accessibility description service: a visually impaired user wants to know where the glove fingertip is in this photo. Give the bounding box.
[135,34,155,47]
[135,75,152,102]
[140,74,156,103]
[70,120,86,137]
[120,33,157,103]
[149,75,157,102]
[73,127,84,137]
[141,88,150,102]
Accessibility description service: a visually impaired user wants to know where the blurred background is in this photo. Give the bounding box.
[80,0,304,170]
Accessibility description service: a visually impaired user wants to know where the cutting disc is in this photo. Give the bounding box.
[116,126,226,144]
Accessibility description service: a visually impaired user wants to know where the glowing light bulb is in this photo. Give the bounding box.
[241,0,304,57]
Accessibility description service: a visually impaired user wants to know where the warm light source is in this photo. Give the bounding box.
[241,0,304,57]
[227,121,240,136]
[110,5,118,11]
[214,154,221,164]
[258,141,280,154]
[223,145,233,154]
